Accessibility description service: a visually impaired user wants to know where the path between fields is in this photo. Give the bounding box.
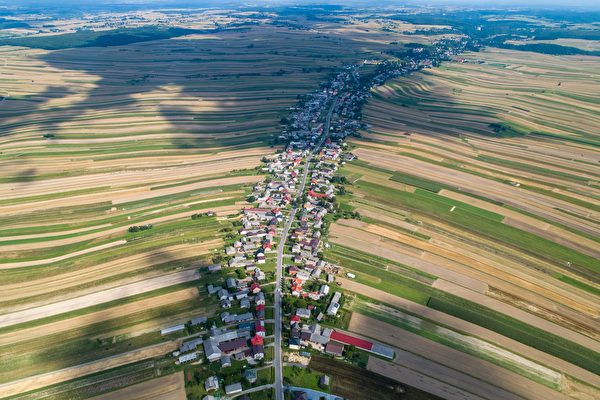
[0,240,127,269]
[0,270,200,329]
[0,341,179,398]
[338,278,600,387]
[432,279,600,352]
[90,371,186,400]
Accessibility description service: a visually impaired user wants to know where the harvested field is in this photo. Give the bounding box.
[0,341,178,398]
[90,372,186,400]
[432,279,599,352]
[0,240,218,308]
[338,278,600,387]
[0,287,199,346]
[0,269,199,328]
[351,314,571,400]
[367,358,485,400]
[309,356,438,400]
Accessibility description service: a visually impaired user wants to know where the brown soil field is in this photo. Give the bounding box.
[0,341,178,398]
[0,240,219,307]
[0,269,200,328]
[90,372,186,400]
[351,314,570,400]
[0,288,199,346]
[367,357,486,400]
[338,278,600,387]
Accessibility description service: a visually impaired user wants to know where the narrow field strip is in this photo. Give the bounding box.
[0,270,199,328]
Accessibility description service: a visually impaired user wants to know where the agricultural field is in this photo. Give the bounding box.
[325,47,600,400]
[0,9,450,399]
[1,4,599,400]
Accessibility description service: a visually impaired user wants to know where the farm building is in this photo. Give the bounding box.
[161,324,185,335]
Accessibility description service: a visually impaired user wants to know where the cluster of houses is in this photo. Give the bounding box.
[167,40,473,397]
[227,207,282,268]
[202,324,266,366]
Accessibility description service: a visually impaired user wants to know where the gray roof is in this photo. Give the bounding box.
[225,382,243,394]
[180,338,204,353]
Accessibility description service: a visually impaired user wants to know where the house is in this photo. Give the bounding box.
[225,383,243,395]
[217,338,247,357]
[252,345,265,360]
[255,268,266,281]
[240,298,251,309]
[255,292,266,305]
[290,315,301,324]
[320,375,331,388]
[203,340,222,361]
[221,355,232,368]
[180,338,203,353]
[325,341,344,357]
[207,264,222,273]
[255,320,266,337]
[177,352,198,364]
[326,292,342,316]
[245,368,258,384]
[204,376,219,392]
[207,284,219,295]
[251,334,264,346]
[226,278,237,289]
[220,299,232,309]
[250,282,261,294]
[226,246,236,256]
[319,285,330,296]
[190,316,207,326]
[296,308,311,319]
[289,338,301,350]
[217,289,229,301]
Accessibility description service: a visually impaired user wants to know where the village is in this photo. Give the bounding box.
[155,35,472,400]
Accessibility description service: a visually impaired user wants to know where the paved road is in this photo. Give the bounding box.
[273,97,339,400]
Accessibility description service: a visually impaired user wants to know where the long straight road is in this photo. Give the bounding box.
[273,97,339,400]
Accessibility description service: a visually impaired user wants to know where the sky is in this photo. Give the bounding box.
[1,0,600,10]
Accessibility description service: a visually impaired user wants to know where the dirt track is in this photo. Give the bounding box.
[339,278,600,387]
[431,279,600,352]
[0,270,199,329]
[0,342,178,398]
[0,240,127,269]
[353,314,571,400]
